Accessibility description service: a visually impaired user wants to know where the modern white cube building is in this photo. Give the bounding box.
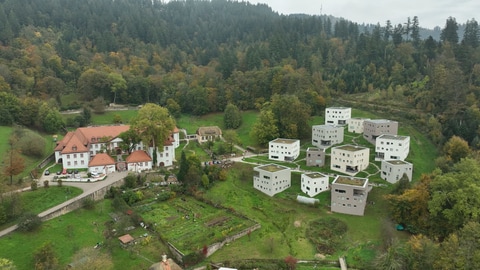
[253,164,291,197]
[268,138,300,162]
[325,107,351,125]
[381,160,413,184]
[375,134,410,161]
[330,144,370,176]
[363,119,398,145]
[331,175,369,216]
[312,124,344,149]
[347,118,370,133]
[301,172,329,197]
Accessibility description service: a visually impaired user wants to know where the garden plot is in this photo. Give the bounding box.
[138,197,257,253]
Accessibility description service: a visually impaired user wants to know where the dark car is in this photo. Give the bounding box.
[73,169,79,174]
[44,170,50,176]
[56,170,61,175]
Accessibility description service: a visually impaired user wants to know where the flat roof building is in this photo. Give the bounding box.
[312,124,344,149]
[268,138,300,162]
[381,160,413,184]
[363,119,398,145]
[306,147,325,167]
[375,134,410,161]
[325,107,351,126]
[330,145,370,176]
[301,172,329,197]
[331,175,369,216]
[253,164,291,197]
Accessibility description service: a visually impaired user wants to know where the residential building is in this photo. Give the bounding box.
[347,118,370,133]
[253,164,291,197]
[363,119,398,145]
[331,175,369,216]
[381,160,413,184]
[126,150,153,172]
[325,107,351,125]
[306,147,325,167]
[268,138,300,162]
[330,145,370,176]
[301,172,329,197]
[54,125,178,172]
[196,126,222,144]
[312,124,344,149]
[375,134,410,161]
[88,153,116,175]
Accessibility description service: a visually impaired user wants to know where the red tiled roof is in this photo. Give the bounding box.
[77,125,130,144]
[88,153,115,167]
[118,234,134,244]
[126,150,152,163]
[55,125,178,155]
[173,126,179,133]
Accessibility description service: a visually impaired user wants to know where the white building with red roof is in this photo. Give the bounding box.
[88,153,116,175]
[126,150,153,172]
[54,125,179,171]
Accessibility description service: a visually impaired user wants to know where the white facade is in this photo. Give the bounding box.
[347,118,370,133]
[330,145,370,176]
[312,125,344,149]
[325,107,351,125]
[375,134,410,161]
[381,160,413,184]
[89,164,116,175]
[301,172,329,197]
[137,141,175,167]
[253,164,291,197]
[268,138,300,162]
[61,152,90,169]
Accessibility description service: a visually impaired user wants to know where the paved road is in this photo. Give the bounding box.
[0,171,129,238]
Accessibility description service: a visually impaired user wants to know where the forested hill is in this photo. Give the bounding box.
[0,0,479,148]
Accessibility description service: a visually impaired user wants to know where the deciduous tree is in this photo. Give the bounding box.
[130,103,175,166]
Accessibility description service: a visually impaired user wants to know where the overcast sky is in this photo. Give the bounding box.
[246,0,479,29]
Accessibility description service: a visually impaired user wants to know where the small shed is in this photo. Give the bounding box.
[118,234,134,246]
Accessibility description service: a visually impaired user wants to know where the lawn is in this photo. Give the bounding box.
[0,199,169,270]
[21,185,83,214]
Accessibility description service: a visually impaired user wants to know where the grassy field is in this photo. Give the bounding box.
[0,199,169,270]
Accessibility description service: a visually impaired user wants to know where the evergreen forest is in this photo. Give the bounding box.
[1,0,480,268]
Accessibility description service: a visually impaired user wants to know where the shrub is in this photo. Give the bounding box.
[57,179,62,187]
[83,198,95,210]
[31,181,38,191]
[17,212,42,232]
[43,180,49,188]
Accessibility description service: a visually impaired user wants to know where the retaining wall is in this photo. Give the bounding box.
[40,180,124,221]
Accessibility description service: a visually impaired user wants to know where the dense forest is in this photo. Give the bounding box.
[0,0,478,145]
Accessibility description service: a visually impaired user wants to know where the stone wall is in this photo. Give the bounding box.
[40,180,124,221]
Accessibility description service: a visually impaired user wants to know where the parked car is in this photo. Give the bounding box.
[62,168,67,175]
[44,170,50,176]
[56,171,61,175]
[73,169,79,174]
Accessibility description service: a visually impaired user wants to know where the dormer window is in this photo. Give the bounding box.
[91,137,96,142]
[72,145,77,151]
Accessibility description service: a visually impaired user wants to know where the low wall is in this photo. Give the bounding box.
[40,180,124,221]
[205,223,261,257]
